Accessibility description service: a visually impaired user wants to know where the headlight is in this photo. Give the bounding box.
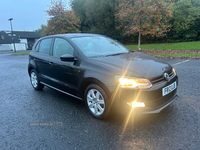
[172,68,176,75]
[115,76,152,89]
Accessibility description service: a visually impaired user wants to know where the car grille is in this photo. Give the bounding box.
[151,69,175,85]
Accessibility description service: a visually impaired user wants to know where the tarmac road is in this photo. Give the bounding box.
[0,54,199,150]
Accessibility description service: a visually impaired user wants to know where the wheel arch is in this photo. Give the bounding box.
[28,59,37,76]
[28,65,35,76]
[80,78,112,99]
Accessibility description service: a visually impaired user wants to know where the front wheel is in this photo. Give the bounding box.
[84,84,110,119]
[30,69,44,90]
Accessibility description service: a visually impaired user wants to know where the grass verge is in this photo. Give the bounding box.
[126,41,200,50]
[138,50,200,58]
[11,52,30,55]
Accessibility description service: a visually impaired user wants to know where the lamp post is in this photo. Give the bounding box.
[8,18,16,53]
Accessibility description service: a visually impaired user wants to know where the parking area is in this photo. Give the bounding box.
[0,54,200,150]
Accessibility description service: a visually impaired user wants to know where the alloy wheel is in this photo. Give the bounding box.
[31,71,38,88]
[87,89,105,116]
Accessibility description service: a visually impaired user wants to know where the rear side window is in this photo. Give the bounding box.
[38,38,52,55]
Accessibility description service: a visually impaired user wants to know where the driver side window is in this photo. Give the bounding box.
[53,38,74,58]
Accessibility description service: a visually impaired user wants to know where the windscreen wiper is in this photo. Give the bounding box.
[105,52,127,57]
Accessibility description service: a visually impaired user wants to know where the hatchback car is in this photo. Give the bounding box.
[28,33,178,119]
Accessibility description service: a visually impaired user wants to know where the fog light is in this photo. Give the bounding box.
[127,101,145,108]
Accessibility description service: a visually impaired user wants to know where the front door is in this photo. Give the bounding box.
[49,38,83,97]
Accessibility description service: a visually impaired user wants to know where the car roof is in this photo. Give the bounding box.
[43,33,103,39]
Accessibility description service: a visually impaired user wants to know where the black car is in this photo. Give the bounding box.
[28,33,178,119]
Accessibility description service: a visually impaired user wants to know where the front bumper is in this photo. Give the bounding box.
[110,75,178,114]
[142,94,178,114]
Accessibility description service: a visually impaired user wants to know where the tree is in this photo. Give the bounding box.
[44,0,80,36]
[34,24,47,36]
[46,0,65,17]
[172,0,198,32]
[71,0,122,39]
[167,0,200,42]
[116,0,173,50]
[71,0,88,32]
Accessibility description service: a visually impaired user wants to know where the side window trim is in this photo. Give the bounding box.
[36,41,41,52]
[50,38,55,56]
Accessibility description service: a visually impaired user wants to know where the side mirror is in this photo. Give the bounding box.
[60,54,76,62]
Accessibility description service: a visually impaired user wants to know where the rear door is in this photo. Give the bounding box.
[34,38,53,85]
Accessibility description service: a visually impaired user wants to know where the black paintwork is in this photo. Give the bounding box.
[28,33,178,112]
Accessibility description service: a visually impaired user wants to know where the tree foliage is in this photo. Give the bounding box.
[71,0,122,38]
[163,0,200,42]
[116,0,174,49]
[35,0,200,45]
[44,0,80,36]
[46,0,65,17]
[172,0,198,32]
[34,24,47,36]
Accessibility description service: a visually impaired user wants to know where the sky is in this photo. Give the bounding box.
[0,0,71,31]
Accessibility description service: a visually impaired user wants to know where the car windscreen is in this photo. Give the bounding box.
[70,36,129,57]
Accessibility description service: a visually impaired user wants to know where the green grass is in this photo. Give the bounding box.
[11,52,30,55]
[126,41,200,50]
[147,53,200,57]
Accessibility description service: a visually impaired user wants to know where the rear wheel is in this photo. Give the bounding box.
[30,69,44,90]
[84,84,109,119]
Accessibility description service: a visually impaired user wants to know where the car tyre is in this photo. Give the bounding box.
[84,84,110,119]
[30,69,44,90]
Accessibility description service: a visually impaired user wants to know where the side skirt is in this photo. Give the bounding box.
[40,82,83,100]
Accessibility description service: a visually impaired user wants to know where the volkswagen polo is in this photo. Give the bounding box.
[28,33,178,119]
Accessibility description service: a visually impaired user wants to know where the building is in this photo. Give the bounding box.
[0,31,41,51]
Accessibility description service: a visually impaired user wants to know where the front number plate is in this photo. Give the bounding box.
[162,81,176,96]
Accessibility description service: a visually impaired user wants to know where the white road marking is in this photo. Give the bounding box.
[172,60,190,66]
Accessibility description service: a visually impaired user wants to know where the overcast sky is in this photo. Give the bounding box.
[0,0,71,31]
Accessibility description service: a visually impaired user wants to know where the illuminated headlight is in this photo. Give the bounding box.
[115,76,152,89]
[127,101,145,108]
[172,68,176,75]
